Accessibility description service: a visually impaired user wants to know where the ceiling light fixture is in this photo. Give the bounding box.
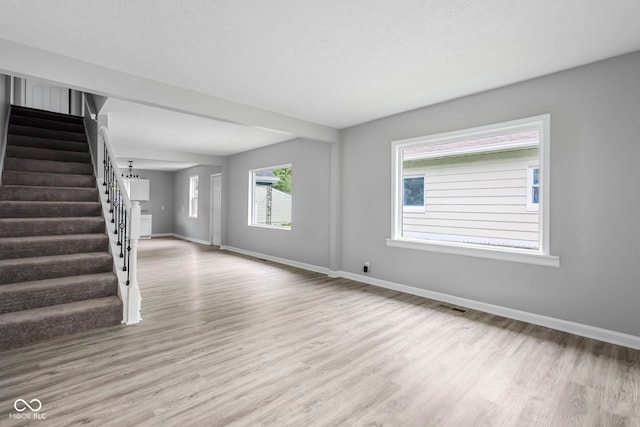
[122,161,140,180]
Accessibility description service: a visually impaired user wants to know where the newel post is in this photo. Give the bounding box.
[126,201,142,324]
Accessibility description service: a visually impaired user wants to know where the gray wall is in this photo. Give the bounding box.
[0,75,10,167]
[227,138,332,268]
[12,76,24,106]
[82,102,98,174]
[174,164,224,243]
[92,93,109,113]
[0,74,11,183]
[137,169,175,235]
[340,51,640,337]
[70,90,83,116]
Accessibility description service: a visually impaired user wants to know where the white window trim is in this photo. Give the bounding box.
[527,165,540,212]
[248,163,292,231]
[388,114,559,267]
[188,175,198,219]
[402,174,426,213]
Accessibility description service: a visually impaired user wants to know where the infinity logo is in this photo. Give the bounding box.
[14,399,42,412]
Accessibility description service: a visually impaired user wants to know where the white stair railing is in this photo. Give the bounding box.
[98,126,142,324]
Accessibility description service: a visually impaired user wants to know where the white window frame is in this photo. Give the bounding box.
[387,114,559,267]
[248,163,292,230]
[402,174,426,213]
[527,166,540,212]
[188,175,198,219]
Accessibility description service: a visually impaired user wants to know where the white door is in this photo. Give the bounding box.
[25,79,69,114]
[210,174,222,246]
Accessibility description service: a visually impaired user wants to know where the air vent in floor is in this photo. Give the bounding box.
[438,304,467,314]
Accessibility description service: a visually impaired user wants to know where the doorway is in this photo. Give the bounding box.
[25,78,69,114]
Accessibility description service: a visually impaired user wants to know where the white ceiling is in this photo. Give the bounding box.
[1,1,640,136]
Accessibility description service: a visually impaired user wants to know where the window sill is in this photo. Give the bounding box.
[386,238,560,267]
[249,224,291,231]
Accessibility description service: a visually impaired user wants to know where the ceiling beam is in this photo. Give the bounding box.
[0,38,340,143]
[111,143,226,166]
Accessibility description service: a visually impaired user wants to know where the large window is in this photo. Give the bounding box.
[189,175,198,218]
[249,164,292,230]
[388,115,558,266]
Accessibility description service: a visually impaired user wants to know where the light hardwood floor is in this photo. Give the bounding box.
[1,237,638,426]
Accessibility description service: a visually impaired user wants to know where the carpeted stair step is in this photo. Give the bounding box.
[8,134,89,152]
[3,157,93,175]
[0,107,124,350]
[11,105,84,124]
[8,123,87,142]
[0,296,122,350]
[0,185,98,202]
[2,170,96,188]
[6,145,91,163]
[0,201,102,218]
[0,273,118,315]
[0,217,105,237]
[0,252,114,285]
[0,233,109,259]
[10,115,86,134]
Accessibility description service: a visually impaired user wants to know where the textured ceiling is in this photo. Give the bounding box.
[1,0,640,129]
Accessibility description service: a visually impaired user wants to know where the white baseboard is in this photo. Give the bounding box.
[151,233,173,238]
[171,234,211,246]
[220,246,330,276]
[337,271,640,350]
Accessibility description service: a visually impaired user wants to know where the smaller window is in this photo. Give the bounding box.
[403,176,425,212]
[249,164,292,230]
[527,166,540,211]
[189,175,199,218]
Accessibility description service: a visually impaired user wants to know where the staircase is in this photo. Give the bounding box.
[0,106,122,350]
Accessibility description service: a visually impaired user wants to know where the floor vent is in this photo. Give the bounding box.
[438,304,467,314]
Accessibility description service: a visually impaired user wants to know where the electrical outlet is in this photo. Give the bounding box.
[364,261,370,273]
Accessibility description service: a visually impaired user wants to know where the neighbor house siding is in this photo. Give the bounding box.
[403,148,539,246]
[254,186,292,226]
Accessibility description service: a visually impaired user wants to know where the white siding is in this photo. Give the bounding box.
[403,148,539,248]
[254,186,292,226]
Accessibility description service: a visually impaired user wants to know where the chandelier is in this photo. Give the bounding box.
[122,161,140,180]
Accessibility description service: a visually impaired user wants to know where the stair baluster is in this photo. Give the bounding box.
[97,126,141,325]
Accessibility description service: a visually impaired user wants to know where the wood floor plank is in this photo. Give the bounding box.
[0,237,638,426]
